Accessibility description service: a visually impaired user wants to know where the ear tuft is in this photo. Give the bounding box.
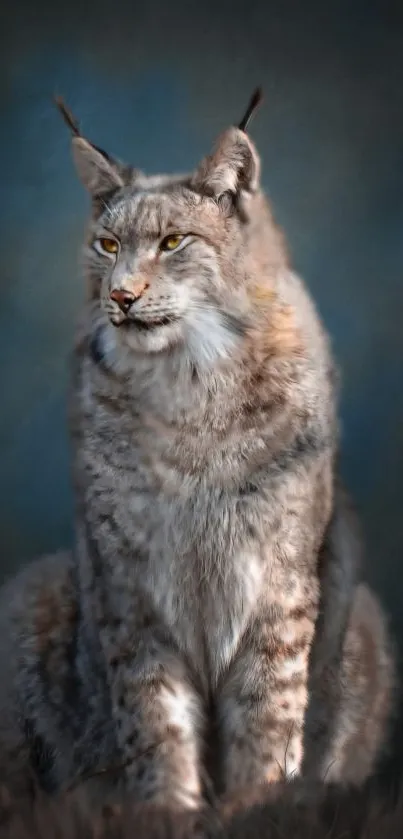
[238,86,264,133]
[72,137,124,197]
[54,95,81,136]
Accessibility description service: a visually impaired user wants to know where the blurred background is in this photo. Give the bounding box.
[0,0,402,771]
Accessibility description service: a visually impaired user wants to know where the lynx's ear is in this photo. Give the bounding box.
[191,87,263,211]
[71,136,124,196]
[54,96,124,196]
[192,128,260,199]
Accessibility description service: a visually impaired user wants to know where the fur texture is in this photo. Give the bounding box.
[0,107,395,805]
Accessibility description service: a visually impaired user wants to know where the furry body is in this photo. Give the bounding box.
[0,113,395,804]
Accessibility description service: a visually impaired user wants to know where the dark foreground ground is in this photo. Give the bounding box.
[1,775,403,839]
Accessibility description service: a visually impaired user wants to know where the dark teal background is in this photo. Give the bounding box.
[0,0,402,767]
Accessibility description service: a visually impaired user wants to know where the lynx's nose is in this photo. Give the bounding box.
[110,289,137,314]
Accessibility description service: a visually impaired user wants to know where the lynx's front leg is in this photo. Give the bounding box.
[216,449,332,794]
[217,576,318,792]
[103,628,203,809]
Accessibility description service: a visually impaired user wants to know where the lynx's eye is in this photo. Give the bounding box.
[94,237,119,255]
[160,234,185,252]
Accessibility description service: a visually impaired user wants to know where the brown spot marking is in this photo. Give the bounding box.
[267,635,310,661]
[274,675,306,692]
[262,713,302,741]
[288,606,310,622]
[165,724,183,744]
[97,391,124,415]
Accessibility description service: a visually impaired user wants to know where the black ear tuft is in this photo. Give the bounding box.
[54,95,81,136]
[238,87,263,133]
[54,95,125,197]
[191,88,263,213]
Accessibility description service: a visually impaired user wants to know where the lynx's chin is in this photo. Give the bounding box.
[114,315,179,331]
[113,315,184,356]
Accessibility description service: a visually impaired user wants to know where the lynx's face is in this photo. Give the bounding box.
[66,104,261,366]
[85,180,249,363]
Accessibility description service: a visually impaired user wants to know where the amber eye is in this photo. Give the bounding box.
[96,237,119,255]
[160,234,185,252]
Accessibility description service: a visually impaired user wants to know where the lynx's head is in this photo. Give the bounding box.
[59,91,286,367]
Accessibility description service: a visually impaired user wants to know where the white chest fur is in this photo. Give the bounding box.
[150,546,263,684]
[209,550,263,679]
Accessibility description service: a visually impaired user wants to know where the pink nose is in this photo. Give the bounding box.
[110,289,136,314]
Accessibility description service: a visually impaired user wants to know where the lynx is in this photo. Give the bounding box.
[0,92,394,807]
